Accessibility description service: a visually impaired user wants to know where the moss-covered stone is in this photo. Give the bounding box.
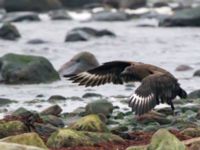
[0,142,45,150]
[0,53,60,84]
[0,132,48,149]
[47,128,124,148]
[147,129,186,150]
[69,114,109,132]
[40,115,64,127]
[0,121,27,138]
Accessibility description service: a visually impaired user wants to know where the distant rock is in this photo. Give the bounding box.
[188,89,200,99]
[59,51,99,76]
[2,12,40,22]
[193,69,200,77]
[160,6,200,27]
[65,27,115,42]
[48,9,71,20]
[92,10,129,21]
[4,0,62,12]
[0,53,60,84]
[119,0,147,9]
[0,23,21,40]
[85,99,114,117]
[175,64,193,71]
[48,95,66,103]
[0,98,17,106]
[60,0,103,9]
[27,39,47,45]
[153,2,169,8]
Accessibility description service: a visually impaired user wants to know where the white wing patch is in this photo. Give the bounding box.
[129,93,155,115]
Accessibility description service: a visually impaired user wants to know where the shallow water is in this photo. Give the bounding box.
[0,16,199,117]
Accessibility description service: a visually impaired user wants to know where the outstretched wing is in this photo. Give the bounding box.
[66,61,134,87]
[129,73,179,115]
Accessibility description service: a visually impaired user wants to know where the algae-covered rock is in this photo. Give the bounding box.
[0,23,21,40]
[0,132,48,149]
[147,129,186,150]
[85,99,114,117]
[47,128,124,148]
[69,114,109,132]
[126,145,146,150]
[40,104,62,116]
[0,53,60,84]
[40,115,64,127]
[181,128,200,137]
[0,142,45,150]
[0,121,27,138]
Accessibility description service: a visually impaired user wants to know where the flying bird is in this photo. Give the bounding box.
[65,61,187,115]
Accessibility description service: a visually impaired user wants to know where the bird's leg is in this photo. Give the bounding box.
[168,100,175,116]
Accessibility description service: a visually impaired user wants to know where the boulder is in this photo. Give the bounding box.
[0,121,27,138]
[4,0,62,12]
[60,0,103,9]
[147,129,186,150]
[92,10,129,21]
[193,69,200,77]
[69,114,109,132]
[40,105,62,116]
[59,51,99,76]
[0,53,60,84]
[181,128,200,138]
[47,95,66,103]
[188,89,200,99]
[27,39,47,44]
[0,133,48,149]
[47,128,124,148]
[40,115,64,127]
[175,64,193,71]
[12,107,35,118]
[0,98,17,106]
[65,27,115,42]
[33,123,58,137]
[2,12,40,22]
[85,99,114,117]
[0,142,45,150]
[48,9,71,20]
[0,23,21,40]
[160,6,200,27]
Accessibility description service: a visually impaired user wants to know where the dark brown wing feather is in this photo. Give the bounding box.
[68,61,132,87]
[129,73,180,115]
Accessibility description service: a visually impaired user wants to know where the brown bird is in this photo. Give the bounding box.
[65,61,187,115]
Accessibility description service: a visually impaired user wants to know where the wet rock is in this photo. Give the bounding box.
[92,10,129,21]
[0,23,20,40]
[137,112,171,125]
[153,2,169,8]
[2,12,40,22]
[60,0,102,9]
[27,39,47,45]
[194,69,200,77]
[156,107,174,116]
[12,107,34,118]
[4,0,62,12]
[49,9,71,20]
[171,119,198,130]
[40,115,64,127]
[196,110,200,119]
[40,105,62,116]
[85,99,114,117]
[0,53,60,84]
[119,0,147,9]
[110,125,128,134]
[147,129,186,150]
[0,132,48,149]
[160,6,200,27]
[188,90,200,99]
[69,114,109,132]
[180,104,200,113]
[0,142,45,150]
[0,98,17,106]
[47,95,66,103]
[181,128,200,138]
[175,64,193,71]
[82,92,103,98]
[65,27,115,42]
[59,51,99,76]
[34,123,58,137]
[0,121,27,138]
[47,128,124,148]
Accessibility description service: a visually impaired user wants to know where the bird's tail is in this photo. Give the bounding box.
[178,88,187,98]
